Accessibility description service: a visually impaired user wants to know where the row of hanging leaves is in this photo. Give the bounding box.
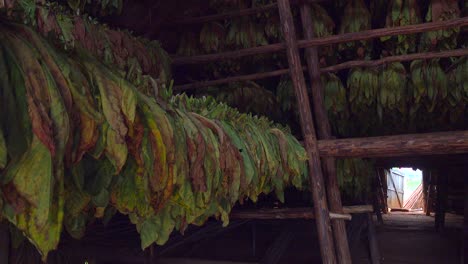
[174,0,467,198]
[1,0,171,97]
[0,20,309,261]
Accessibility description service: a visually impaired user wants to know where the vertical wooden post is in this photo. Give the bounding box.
[277,0,337,262]
[422,169,428,214]
[298,4,352,264]
[367,214,381,264]
[426,170,433,216]
[435,169,447,231]
[0,222,9,264]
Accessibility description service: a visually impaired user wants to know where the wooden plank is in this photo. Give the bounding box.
[173,49,468,91]
[276,0,336,262]
[298,4,351,264]
[230,207,357,220]
[171,17,468,65]
[317,130,468,158]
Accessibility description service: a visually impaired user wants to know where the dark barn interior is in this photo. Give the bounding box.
[0,0,467,263]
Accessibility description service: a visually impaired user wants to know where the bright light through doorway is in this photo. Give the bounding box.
[392,167,422,203]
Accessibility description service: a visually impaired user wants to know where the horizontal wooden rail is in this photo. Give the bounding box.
[317,130,468,158]
[171,17,468,65]
[321,48,468,72]
[174,68,290,91]
[230,205,372,220]
[167,0,323,25]
[174,48,468,90]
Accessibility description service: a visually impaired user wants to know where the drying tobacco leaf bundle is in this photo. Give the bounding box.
[346,67,379,135]
[381,0,421,55]
[321,73,350,137]
[200,22,226,53]
[419,0,461,51]
[1,0,171,92]
[337,158,374,200]
[307,3,336,62]
[338,0,372,59]
[199,81,280,118]
[377,62,408,121]
[0,21,308,260]
[226,17,268,49]
[410,59,448,112]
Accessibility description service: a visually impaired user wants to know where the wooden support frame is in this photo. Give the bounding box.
[230,206,372,220]
[171,17,468,65]
[276,0,336,262]
[174,48,468,91]
[435,169,448,231]
[317,130,468,158]
[299,3,351,264]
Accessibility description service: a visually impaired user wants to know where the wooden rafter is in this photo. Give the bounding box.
[317,130,468,158]
[230,205,373,220]
[171,17,468,65]
[173,48,468,91]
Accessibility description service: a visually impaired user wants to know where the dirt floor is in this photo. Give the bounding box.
[160,211,464,264]
[352,211,464,264]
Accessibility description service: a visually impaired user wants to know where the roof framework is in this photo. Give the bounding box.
[169,1,468,262]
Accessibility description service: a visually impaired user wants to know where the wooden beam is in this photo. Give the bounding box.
[229,206,370,220]
[173,49,468,90]
[299,4,351,264]
[276,0,337,262]
[174,68,290,91]
[167,0,324,26]
[171,17,468,65]
[321,48,468,73]
[317,130,468,158]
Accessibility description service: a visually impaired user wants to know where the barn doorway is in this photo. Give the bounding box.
[386,168,422,210]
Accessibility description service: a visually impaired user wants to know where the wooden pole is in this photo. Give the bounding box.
[229,207,363,220]
[299,4,351,264]
[317,130,468,158]
[367,214,381,264]
[173,48,468,91]
[422,170,428,214]
[426,171,433,216]
[435,169,447,231]
[276,0,336,262]
[171,17,468,65]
